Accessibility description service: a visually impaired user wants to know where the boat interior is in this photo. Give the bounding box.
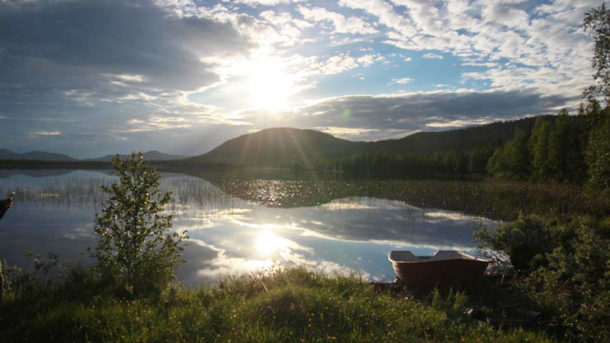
[388,250,488,263]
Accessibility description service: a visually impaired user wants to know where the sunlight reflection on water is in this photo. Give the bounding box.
[0,170,499,286]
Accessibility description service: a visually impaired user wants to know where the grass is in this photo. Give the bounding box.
[0,268,552,342]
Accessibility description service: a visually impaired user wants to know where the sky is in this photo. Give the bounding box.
[0,0,602,158]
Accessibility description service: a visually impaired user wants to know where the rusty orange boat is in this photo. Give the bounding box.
[388,250,489,289]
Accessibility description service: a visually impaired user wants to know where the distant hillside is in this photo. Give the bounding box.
[91,151,186,162]
[183,116,554,168]
[372,116,551,155]
[0,149,77,161]
[184,128,367,167]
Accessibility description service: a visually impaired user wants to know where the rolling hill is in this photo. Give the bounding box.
[0,116,551,167]
[182,128,367,167]
[0,149,77,161]
[183,116,550,167]
[370,116,549,155]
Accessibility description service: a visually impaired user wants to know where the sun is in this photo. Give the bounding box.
[244,56,298,112]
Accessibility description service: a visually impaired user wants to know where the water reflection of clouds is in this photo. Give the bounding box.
[175,196,495,283]
[1,171,499,285]
[179,219,368,285]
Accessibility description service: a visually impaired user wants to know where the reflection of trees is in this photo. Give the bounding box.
[185,169,600,221]
[3,167,604,221]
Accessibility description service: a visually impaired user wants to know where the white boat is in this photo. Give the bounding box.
[388,250,489,288]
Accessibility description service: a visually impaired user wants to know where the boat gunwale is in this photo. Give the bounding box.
[388,250,490,264]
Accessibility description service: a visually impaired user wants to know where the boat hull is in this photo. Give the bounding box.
[391,259,488,289]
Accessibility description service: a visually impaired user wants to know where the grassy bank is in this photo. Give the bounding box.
[0,268,551,342]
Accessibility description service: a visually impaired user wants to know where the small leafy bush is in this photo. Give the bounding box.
[475,214,552,272]
[477,215,610,341]
[92,152,186,297]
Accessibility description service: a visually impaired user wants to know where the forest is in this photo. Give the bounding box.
[338,99,610,194]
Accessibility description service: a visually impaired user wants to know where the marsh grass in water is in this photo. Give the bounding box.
[214,177,609,221]
[0,172,237,211]
[2,169,607,221]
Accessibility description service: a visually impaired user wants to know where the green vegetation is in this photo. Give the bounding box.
[92,153,186,298]
[484,3,610,194]
[170,116,544,172]
[0,147,568,343]
[486,102,605,188]
[583,3,610,103]
[476,215,610,341]
[1,5,610,343]
[337,147,494,178]
[1,267,553,342]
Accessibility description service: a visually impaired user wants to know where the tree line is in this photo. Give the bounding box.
[336,99,609,194]
[487,99,610,192]
[336,147,494,178]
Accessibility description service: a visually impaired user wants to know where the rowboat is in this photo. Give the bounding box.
[388,250,489,289]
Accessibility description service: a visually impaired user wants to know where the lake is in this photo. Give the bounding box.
[0,169,498,286]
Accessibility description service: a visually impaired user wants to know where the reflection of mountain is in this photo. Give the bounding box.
[0,169,77,178]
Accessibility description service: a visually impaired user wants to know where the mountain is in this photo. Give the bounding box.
[184,116,553,167]
[91,151,186,162]
[183,128,367,167]
[0,149,77,161]
[371,116,550,155]
[0,116,551,166]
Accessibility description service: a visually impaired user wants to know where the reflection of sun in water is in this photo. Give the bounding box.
[256,230,290,256]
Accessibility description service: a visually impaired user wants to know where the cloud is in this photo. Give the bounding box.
[339,0,417,36]
[341,0,595,97]
[233,0,304,6]
[298,6,377,35]
[29,130,62,136]
[314,127,376,137]
[425,118,494,128]
[0,0,597,157]
[392,77,412,84]
[0,0,251,156]
[122,116,192,133]
[422,53,443,60]
[0,1,248,92]
[288,89,572,140]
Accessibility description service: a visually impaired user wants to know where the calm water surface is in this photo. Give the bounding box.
[0,170,498,285]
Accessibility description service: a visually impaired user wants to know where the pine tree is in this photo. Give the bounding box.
[586,109,610,192]
[528,117,551,181]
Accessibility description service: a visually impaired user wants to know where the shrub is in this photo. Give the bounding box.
[532,216,610,341]
[477,215,610,341]
[475,214,552,272]
[91,153,186,297]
